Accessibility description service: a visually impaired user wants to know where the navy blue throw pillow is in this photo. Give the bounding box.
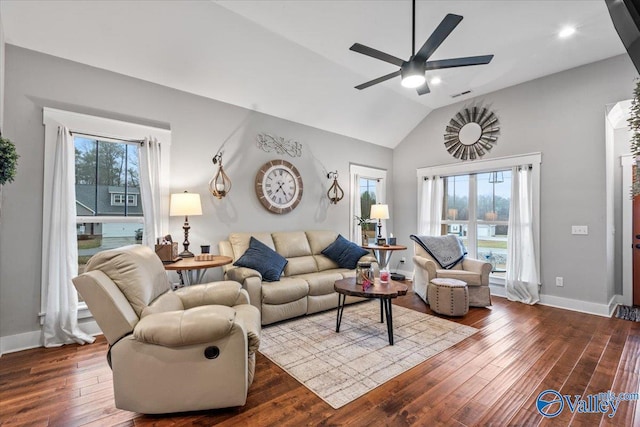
[321,234,369,269]
[233,237,288,282]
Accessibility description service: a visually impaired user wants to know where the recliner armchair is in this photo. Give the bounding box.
[73,245,261,414]
[413,242,492,307]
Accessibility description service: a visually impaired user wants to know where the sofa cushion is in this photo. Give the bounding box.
[234,237,288,282]
[261,277,309,305]
[314,254,340,271]
[306,230,339,254]
[229,232,275,261]
[272,231,312,258]
[284,256,318,276]
[321,235,369,269]
[296,271,346,296]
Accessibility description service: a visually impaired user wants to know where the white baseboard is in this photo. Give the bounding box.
[488,283,619,318]
[0,320,102,356]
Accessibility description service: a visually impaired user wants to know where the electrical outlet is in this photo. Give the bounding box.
[555,277,564,287]
[571,225,588,235]
[400,257,406,264]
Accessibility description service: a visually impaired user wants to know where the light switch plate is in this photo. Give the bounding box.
[571,225,588,235]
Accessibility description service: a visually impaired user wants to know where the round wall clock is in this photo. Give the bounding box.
[255,159,303,214]
[444,106,500,161]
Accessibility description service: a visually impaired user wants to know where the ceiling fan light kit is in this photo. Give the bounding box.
[401,62,426,88]
[350,0,493,95]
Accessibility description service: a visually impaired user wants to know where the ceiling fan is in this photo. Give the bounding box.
[350,0,494,95]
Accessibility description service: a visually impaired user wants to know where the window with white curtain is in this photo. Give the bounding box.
[417,153,541,285]
[350,165,387,244]
[42,108,171,320]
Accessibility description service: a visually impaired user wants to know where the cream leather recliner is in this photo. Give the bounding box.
[73,245,261,414]
[413,242,492,307]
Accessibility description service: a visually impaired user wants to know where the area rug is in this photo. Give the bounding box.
[615,304,640,322]
[259,301,477,409]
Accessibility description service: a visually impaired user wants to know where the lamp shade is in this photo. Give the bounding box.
[170,192,203,216]
[370,204,389,220]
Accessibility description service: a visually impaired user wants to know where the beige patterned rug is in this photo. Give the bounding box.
[259,301,477,409]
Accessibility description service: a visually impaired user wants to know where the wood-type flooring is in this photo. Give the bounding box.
[1,285,639,426]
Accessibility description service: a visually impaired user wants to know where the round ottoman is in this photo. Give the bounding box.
[427,278,469,316]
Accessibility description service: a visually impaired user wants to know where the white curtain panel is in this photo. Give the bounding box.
[506,166,540,304]
[43,126,95,347]
[417,176,443,236]
[139,137,162,248]
[352,173,362,244]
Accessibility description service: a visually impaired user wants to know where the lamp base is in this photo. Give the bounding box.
[179,250,195,258]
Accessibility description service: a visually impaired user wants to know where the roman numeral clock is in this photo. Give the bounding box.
[255,159,303,214]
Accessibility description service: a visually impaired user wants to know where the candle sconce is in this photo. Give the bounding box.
[327,171,344,204]
[208,152,232,199]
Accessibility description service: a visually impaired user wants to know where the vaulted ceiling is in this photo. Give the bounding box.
[0,0,626,147]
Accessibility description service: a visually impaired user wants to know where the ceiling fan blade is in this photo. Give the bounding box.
[425,55,494,70]
[350,43,405,67]
[416,81,430,95]
[355,70,401,90]
[414,14,463,62]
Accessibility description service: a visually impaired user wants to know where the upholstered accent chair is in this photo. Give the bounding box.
[413,242,492,307]
[73,245,261,414]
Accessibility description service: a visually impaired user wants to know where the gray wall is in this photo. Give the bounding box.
[393,54,638,306]
[0,45,392,338]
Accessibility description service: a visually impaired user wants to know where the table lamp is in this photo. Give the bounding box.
[170,191,203,258]
[370,204,389,245]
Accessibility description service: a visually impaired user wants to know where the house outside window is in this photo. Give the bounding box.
[350,165,387,244]
[75,136,144,277]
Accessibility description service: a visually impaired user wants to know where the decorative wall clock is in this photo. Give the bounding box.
[444,106,500,160]
[255,159,303,214]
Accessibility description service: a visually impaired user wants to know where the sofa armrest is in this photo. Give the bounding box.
[133,305,236,347]
[226,266,262,283]
[462,258,492,285]
[234,304,261,354]
[413,255,437,279]
[174,280,247,309]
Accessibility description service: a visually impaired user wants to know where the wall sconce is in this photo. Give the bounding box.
[326,171,344,204]
[208,152,232,199]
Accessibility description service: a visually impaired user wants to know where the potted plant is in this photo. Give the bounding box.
[354,215,369,244]
[0,135,19,186]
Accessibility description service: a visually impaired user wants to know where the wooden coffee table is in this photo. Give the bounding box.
[334,277,408,345]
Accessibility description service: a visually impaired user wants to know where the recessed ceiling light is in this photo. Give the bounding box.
[430,77,442,85]
[558,26,576,38]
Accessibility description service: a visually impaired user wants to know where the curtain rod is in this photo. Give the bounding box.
[422,164,533,180]
[69,130,145,145]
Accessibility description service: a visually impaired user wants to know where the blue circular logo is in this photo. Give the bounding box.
[536,389,564,418]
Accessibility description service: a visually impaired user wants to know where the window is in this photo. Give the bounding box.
[75,136,144,277]
[442,170,511,276]
[350,165,387,244]
[42,108,171,320]
[417,153,541,284]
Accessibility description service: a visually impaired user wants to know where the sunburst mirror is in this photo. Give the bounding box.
[444,106,500,160]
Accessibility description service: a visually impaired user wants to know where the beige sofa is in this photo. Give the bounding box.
[413,242,492,307]
[219,230,377,325]
[73,245,261,414]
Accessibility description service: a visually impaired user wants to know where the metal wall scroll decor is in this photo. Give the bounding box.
[443,106,500,161]
[326,171,344,204]
[256,133,302,158]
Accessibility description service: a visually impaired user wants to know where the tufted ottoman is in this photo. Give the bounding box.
[427,278,469,316]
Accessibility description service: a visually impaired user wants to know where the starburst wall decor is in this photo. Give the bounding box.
[444,106,500,161]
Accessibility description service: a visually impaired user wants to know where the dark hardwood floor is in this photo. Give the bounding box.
[1,285,639,426]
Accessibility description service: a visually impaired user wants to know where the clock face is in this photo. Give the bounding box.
[255,160,303,214]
